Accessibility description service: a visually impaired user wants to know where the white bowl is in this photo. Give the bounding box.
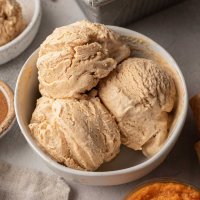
[0,0,41,65]
[14,26,188,186]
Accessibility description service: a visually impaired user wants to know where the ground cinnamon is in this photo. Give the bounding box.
[0,90,8,124]
[126,182,200,200]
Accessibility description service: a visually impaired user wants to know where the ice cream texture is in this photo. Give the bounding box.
[29,97,121,171]
[99,58,176,157]
[29,21,177,170]
[37,20,130,99]
[0,0,25,46]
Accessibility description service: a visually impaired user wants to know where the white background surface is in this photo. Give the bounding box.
[0,0,200,199]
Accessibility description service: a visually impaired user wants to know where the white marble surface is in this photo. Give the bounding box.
[0,0,200,199]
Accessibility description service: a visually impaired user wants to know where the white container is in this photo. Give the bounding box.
[14,26,188,186]
[0,0,42,65]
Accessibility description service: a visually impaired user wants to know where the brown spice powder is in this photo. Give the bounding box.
[0,90,8,124]
[126,182,200,200]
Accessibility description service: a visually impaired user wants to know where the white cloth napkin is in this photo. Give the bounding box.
[0,161,70,200]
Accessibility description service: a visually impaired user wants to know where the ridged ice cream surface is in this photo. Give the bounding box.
[0,0,26,46]
[37,20,130,99]
[29,21,178,169]
[29,97,121,171]
[99,58,176,157]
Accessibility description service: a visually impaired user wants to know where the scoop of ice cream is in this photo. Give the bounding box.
[37,20,130,99]
[28,97,82,170]
[29,96,121,171]
[0,0,25,46]
[99,58,176,156]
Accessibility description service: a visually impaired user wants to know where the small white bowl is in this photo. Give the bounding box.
[0,81,15,139]
[14,26,188,186]
[0,0,41,65]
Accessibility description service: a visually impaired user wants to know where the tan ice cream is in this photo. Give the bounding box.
[29,96,121,171]
[37,20,130,99]
[0,0,25,46]
[99,58,176,157]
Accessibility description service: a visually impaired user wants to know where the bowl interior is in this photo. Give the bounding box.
[15,27,187,172]
[18,0,35,24]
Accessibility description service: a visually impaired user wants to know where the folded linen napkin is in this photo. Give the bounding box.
[0,161,70,200]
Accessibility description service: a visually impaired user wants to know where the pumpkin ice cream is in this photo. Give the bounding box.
[37,20,130,99]
[0,0,26,46]
[29,21,178,171]
[29,97,121,171]
[99,58,176,157]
